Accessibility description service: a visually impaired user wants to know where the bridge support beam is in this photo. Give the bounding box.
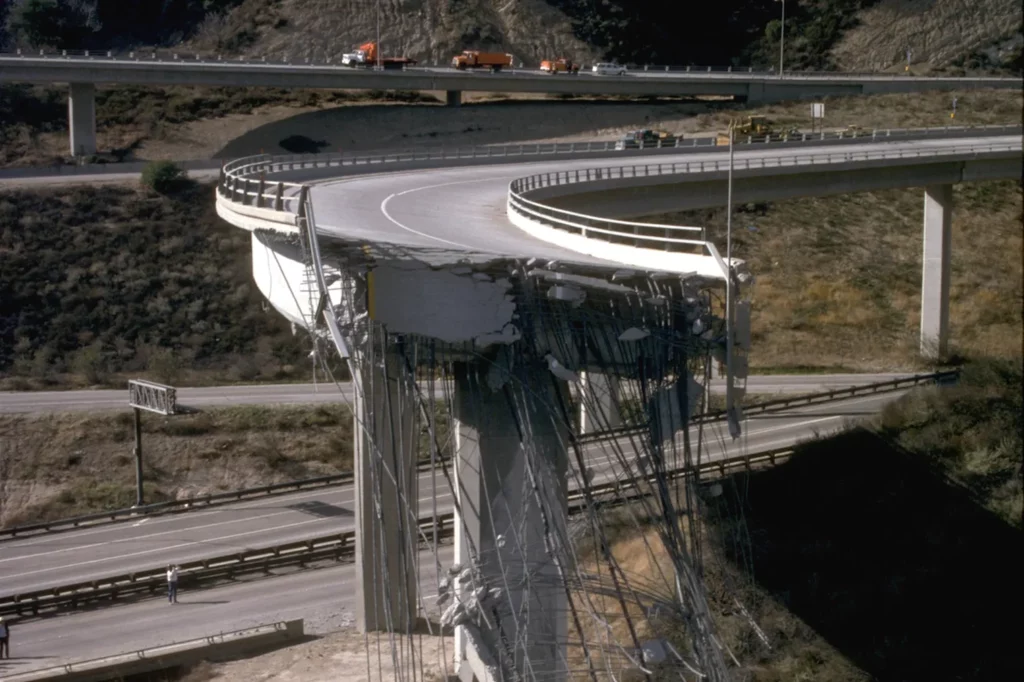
[354,352,419,634]
[68,82,97,157]
[578,371,623,434]
[920,184,952,358]
[453,361,569,682]
[446,90,462,107]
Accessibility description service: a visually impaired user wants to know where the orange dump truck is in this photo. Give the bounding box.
[451,50,514,72]
[540,58,580,74]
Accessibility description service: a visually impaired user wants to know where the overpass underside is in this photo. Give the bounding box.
[247,218,743,680]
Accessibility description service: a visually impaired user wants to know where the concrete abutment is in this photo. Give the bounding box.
[68,82,97,157]
[920,184,953,358]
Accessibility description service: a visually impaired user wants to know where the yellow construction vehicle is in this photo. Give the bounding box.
[716,116,798,145]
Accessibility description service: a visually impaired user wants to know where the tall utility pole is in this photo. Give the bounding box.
[725,120,736,430]
[778,0,786,77]
[375,0,382,71]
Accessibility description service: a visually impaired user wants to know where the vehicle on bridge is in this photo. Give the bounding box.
[451,50,514,72]
[615,128,679,150]
[592,62,627,76]
[540,57,581,74]
[717,115,800,145]
[341,41,417,69]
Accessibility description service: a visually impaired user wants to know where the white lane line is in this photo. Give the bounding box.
[379,178,497,250]
[0,518,326,582]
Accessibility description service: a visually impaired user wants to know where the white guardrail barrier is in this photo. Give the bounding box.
[505,139,1022,255]
[216,124,1022,217]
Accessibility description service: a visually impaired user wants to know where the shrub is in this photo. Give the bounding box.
[141,160,187,194]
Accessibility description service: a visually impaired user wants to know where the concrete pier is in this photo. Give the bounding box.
[920,184,952,358]
[68,82,97,156]
[354,352,419,633]
[578,371,623,434]
[446,90,462,107]
[452,361,570,682]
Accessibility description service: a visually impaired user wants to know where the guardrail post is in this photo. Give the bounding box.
[274,182,285,210]
[256,175,266,208]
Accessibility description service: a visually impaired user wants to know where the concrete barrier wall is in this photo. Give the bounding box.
[5,620,305,682]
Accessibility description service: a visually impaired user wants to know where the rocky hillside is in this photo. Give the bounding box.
[832,0,1022,72]
[4,0,1019,71]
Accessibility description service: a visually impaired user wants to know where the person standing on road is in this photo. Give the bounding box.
[0,615,10,658]
[167,564,179,604]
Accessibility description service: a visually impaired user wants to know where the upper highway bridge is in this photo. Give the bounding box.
[1,48,1020,156]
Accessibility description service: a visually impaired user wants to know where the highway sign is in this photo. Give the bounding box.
[128,379,177,415]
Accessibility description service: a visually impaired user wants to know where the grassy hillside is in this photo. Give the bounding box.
[0,181,309,388]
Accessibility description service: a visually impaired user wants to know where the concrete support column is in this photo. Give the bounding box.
[68,82,97,157]
[453,362,569,682]
[920,184,952,358]
[578,371,623,434]
[446,90,462,107]
[354,352,419,633]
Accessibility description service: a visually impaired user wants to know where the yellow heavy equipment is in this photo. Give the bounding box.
[716,116,798,145]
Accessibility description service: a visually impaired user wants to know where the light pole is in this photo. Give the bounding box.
[777,0,786,78]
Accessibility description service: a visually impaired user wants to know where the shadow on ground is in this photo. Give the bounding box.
[708,429,1023,680]
[213,98,732,159]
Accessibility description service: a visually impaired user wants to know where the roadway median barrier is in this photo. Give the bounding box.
[576,369,960,445]
[3,620,305,682]
[0,371,956,542]
[0,458,444,541]
[0,446,801,620]
[0,515,454,619]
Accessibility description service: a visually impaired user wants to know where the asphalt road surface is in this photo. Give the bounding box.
[0,374,911,414]
[0,547,454,678]
[0,390,901,598]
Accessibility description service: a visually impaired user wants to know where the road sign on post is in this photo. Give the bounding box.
[811,102,824,133]
[127,380,178,507]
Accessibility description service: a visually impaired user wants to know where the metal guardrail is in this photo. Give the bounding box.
[0,371,957,541]
[217,125,1022,216]
[0,459,441,541]
[5,49,1020,81]
[0,514,454,619]
[507,140,1021,252]
[0,446,796,620]
[576,369,961,445]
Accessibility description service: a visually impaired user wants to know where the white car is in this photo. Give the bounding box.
[592,62,627,76]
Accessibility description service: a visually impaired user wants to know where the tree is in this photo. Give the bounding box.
[141,160,187,195]
[8,0,101,49]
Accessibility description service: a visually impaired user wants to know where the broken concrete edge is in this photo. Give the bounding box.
[4,619,305,682]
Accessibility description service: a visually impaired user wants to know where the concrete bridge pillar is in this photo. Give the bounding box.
[354,352,420,633]
[452,361,570,682]
[920,184,952,358]
[578,371,623,434]
[68,82,97,157]
[446,90,462,107]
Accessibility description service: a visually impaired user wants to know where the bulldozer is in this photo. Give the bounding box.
[716,115,798,145]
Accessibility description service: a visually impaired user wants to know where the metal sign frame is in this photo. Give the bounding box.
[128,379,177,415]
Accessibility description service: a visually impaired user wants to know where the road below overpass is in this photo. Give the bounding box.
[0,390,901,599]
[0,374,911,414]
[1,547,452,678]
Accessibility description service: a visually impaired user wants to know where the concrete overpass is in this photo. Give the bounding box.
[1,49,1019,156]
[211,129,1021,681]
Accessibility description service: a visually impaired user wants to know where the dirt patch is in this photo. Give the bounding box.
[176,628,454,682]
